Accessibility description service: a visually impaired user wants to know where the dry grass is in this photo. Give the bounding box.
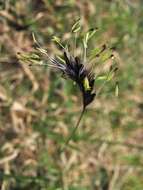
[0,0,143,189]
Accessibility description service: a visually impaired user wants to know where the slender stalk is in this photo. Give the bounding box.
[60,108,86,153]
[83,45,87,63]
[73,33,77,57]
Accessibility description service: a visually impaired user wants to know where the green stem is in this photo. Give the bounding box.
[60,108,86,153]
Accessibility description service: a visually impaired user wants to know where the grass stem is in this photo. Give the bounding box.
[60,108,86,153]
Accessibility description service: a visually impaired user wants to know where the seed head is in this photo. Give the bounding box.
[51,50,96,108]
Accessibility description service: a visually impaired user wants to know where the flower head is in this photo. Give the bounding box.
[51,50,96,108]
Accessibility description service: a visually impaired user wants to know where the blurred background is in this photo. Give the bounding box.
[0,0,143,189]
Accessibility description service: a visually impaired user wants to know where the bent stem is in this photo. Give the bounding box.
[60,108,86,153]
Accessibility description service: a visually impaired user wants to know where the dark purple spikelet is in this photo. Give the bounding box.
[51,51,96,108]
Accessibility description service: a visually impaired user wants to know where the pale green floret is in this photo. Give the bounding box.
[83,77,91,91]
